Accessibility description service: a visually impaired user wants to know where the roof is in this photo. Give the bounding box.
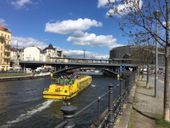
[11,47,24,52]
[110,45,134,50]
[43,44,55,51]
[0,25,10,33]
[11,48,17,52]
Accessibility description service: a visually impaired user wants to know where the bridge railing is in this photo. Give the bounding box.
[50,57,134,64]
[55,72,136,128]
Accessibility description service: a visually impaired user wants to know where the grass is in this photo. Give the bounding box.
[128,112,170,128]
[0,73,31,77]
[156,118,170,128]
[128,110,137,128]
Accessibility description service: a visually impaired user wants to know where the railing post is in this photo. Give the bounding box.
[97,97,101,121]
[61,103,77,128]
[119,79,122,96]
[108,85,113,128]
[119,79,125,115]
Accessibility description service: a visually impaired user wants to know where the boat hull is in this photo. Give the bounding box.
[43,91,78,100]
[43,75,92,100]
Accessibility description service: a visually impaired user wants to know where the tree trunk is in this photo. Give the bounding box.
[164,0,170,121]
[137,65,140,76]
[142,65,144,79]
[146,64,149,88]
[164,47,170,121]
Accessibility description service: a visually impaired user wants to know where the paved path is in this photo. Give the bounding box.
[128,76,164,128]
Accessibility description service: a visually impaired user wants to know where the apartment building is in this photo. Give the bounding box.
[43,44,63,62]
[0,25,11,71]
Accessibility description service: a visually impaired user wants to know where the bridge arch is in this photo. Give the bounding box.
[53,66,118,78]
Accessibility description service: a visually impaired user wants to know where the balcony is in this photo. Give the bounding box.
[5,44,10,48]
[5,49,10,53]
[5,44,10,50]
[4,55,10,60]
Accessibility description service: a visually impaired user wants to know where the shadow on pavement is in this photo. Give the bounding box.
[136,91,154,97]
[133,106,156,120]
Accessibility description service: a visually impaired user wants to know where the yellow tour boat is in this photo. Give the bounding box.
[43,75,92,100]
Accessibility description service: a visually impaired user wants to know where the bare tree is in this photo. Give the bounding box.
[131,45,154,87]
[107,0,170,121]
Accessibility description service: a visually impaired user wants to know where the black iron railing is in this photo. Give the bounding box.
[55,72,136,128]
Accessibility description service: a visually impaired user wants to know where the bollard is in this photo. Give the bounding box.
[61,104,77,128]
[108,85,113,128]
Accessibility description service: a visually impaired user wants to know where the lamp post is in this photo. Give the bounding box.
[153,10,161,97]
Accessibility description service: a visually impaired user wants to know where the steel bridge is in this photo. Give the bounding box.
[19,57,137,73]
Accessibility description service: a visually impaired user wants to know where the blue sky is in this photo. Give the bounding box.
[0,0,134,58]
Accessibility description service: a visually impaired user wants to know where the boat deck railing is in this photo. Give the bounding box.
[55,72,136,128]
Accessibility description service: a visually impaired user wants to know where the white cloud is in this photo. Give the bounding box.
[67,31,122,48]
[97,0,115,8]
[63,49,109,59]
[10,36,109,59]
[11,0,32,8]
[0,18,6,26]
[45,18,102,34]
[11,36,48,49]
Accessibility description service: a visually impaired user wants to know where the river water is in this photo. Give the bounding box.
[0,76,120,128]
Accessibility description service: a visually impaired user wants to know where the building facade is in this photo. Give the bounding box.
[43,44,63,62]
[110,45,133,59]
[11,44,64,65]
[0,25,11,71]
[110,45,136,64]
[23,46,45,61]
[110,45,165,67]
[10,48,18,67]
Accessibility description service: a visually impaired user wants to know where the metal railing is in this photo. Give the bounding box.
[20,57,135,65]
[55,72,136,128]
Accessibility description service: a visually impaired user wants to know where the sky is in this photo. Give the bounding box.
[0,0,140,58]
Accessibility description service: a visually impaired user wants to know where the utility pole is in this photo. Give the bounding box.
[16,40,19,66]
[83,49,86,58]
[153,10,161,97]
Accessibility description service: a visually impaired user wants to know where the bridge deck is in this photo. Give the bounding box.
[19,61,137,68]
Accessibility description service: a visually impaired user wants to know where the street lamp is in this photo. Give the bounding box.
[153,10,161,97]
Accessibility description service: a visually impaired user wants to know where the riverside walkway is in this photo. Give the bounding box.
[128,76,164,128]
[0,72,51,82]
[115,75,164,128]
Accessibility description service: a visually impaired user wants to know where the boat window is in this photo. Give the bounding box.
[55,88,60,92]
[53,75,78,85]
